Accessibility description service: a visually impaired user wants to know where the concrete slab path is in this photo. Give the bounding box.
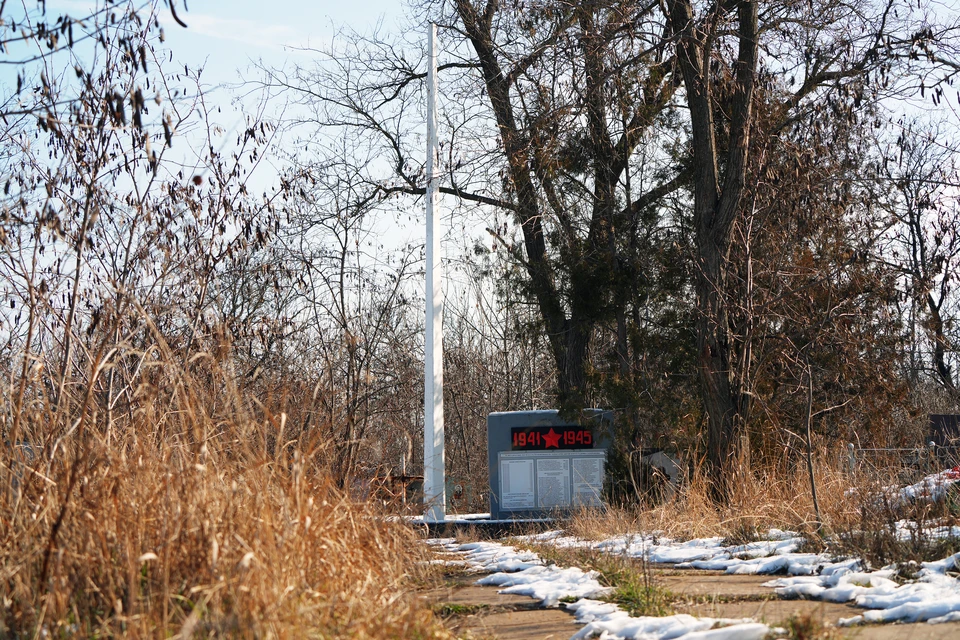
[424,554,960,639]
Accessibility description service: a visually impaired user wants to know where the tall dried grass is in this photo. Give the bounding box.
[567,454,869,543]
[561,446,960,575]
[1,348,446,638]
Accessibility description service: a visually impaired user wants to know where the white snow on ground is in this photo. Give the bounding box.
[428,467,960,634]
[895,467,960,505]
[517,526,960,627]
[429,538,543,573]
[427,538,771,639]
[406,512,556,524]
[513,528,828,575]
[566,600,769,640]
[895,519,960,541]
[429,537,609,604]
[767,552,960,625]
[514,527,960,626]
[477,564,613,606]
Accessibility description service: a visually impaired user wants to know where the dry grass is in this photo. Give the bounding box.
[1,353,447,638]
[781,612,841,640]
[563,450,960,572]
[565,462,849,543]
[566,453,938,549]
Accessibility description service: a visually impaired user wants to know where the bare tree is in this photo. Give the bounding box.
[273,161,421,487]
[879,120,960,392]
[666,0,960,499]
[254,0,688,409]
[244,0,960,501]
[1,0,178,444]
[0,0,287,460]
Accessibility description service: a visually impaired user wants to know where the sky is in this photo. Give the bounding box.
[152,0,442,255]
[152,0,413,176]
[157,0,406,93]
[8,0,415,186]
[22,1,409,95]
[0,0,472,291]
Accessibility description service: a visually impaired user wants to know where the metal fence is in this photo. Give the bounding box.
[843,441,959,485]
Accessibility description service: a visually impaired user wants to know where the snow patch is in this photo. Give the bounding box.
[432,538,771,639]
[895,468,960,505]
[767,552,960,623]
[567,600,768,640]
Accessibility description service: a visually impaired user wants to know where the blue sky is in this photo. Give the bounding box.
[145,0,420,205]
[157,0,405,89]
[15,1,409,116]
[2,0,429,246]
[152,2,436,254]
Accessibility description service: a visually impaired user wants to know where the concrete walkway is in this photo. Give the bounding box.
[424,561,960,639]
[423,574,578,639]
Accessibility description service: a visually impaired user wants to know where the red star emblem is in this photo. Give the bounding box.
[543,428,561,448]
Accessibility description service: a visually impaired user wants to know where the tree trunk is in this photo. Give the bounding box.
[454,0,682,406]
[696,240,747,500]
[669,0,758,501]
[456,0,576,399]
[926,293,955,391]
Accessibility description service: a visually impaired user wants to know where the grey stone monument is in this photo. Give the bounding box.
[487,410,612,520]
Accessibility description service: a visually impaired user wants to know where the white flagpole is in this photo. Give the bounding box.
[424,22,446,524]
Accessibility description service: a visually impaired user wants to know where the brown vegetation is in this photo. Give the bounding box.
[566,464,848,542]
[567,453,960,555]
[1,349,448,638]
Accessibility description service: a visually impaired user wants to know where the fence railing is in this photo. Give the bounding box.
[843,441,958,484]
